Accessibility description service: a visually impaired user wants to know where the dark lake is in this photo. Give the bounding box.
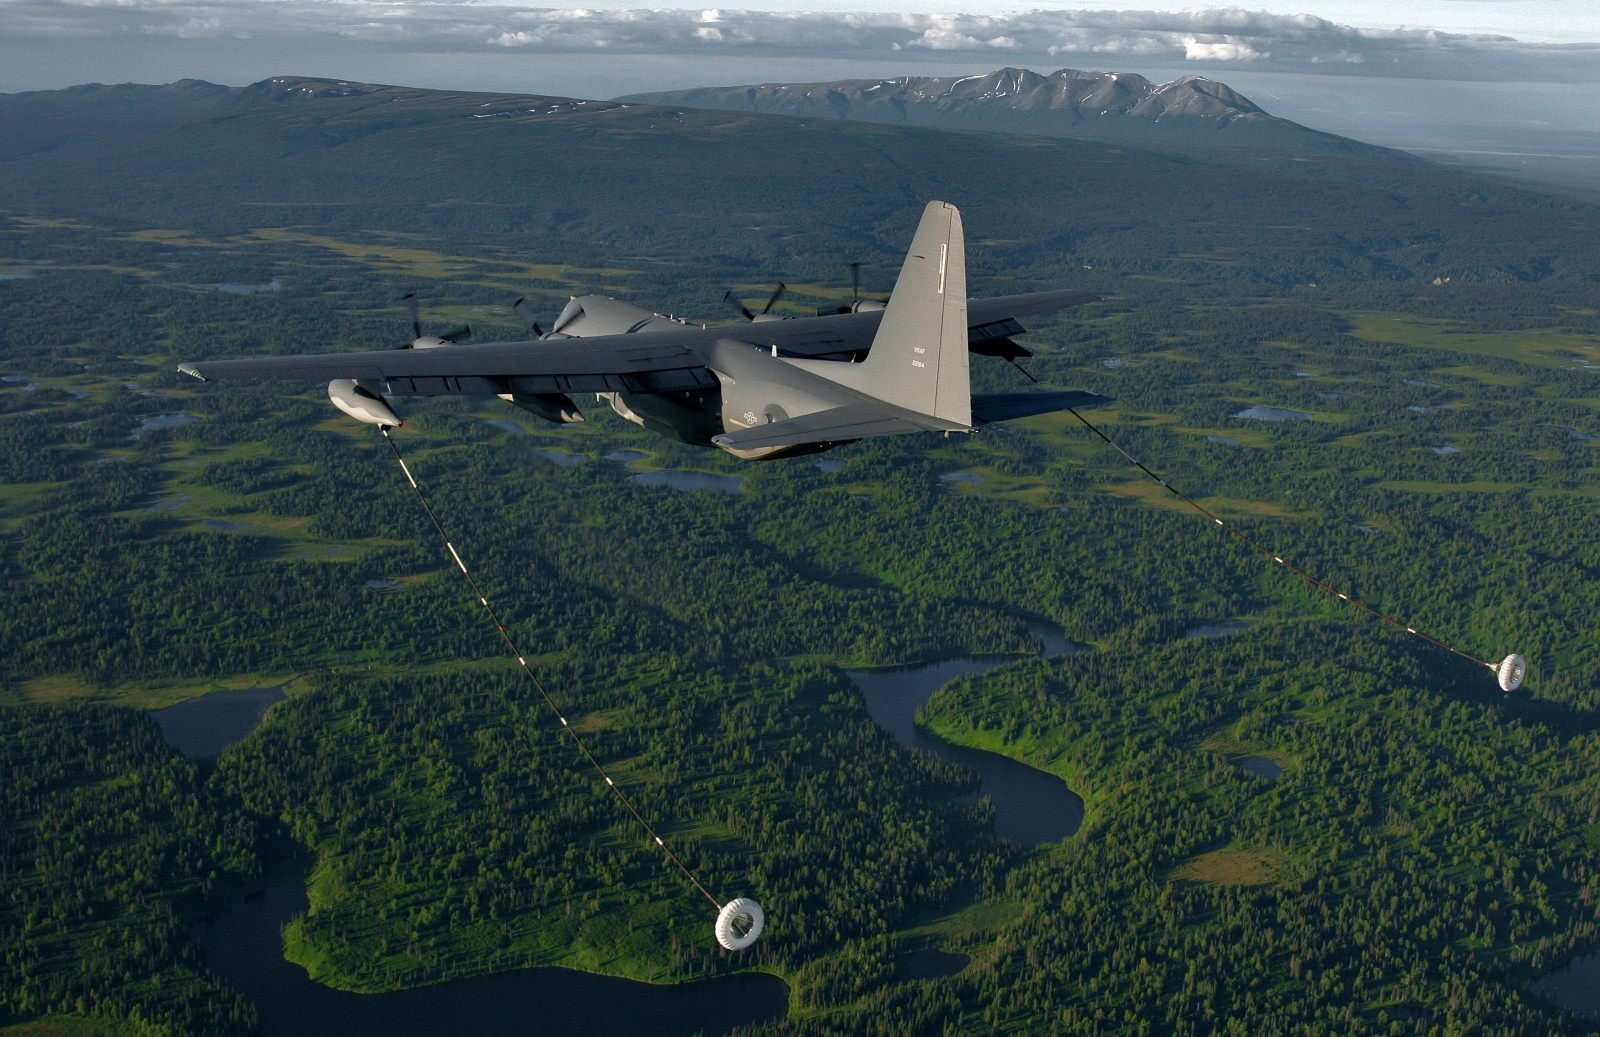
[190,884,789,1037]
[1185,620,1258,639]
[899,949,970,979]
[153,683,290,756]
[1239,756,1283,780]
[1532,948,1600,1020]
[847,621,1086,846]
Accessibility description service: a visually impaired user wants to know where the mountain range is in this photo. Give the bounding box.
[621,66,1440,186]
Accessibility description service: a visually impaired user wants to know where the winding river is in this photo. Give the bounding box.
[177,621,1090,1030]
[190,885,788,1037]
[847,621,1087,846]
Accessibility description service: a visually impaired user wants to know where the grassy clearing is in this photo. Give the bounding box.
[1346,312,1600,370]
[1377,479,1528,494]
[1102,479,1316,519]
[4,672,299,711]
[1170,846,1289,887]
[0,1016,134,1037]
[247,228,636,287]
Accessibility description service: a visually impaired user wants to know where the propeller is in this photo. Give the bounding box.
[400,293,470,347]
[723,283,786,322]
[513,297,544,337]
[819,264,888,315]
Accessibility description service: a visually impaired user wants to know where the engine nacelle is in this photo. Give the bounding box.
[552,295,691,337]
[328,379,401,427]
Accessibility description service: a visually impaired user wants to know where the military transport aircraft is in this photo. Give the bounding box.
[178,201,1109,459]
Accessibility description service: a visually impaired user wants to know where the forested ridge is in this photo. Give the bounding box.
[0,78,1598,1035]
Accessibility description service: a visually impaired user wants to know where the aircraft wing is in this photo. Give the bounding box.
[966,289,1100,327]
[178,334,724,395]
[176,289,1101,391]
[971,390,1114,424]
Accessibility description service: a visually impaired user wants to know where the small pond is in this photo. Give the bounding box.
[1233,406,1314,423]
[484,419,527,436]
[203,519,255,532]
[1532,948,1600,1020]
[1238,756,1283,780]
[128,413,197,440]
[939,471,982,486]
[1,373,32,383]
[1184,620,1258,639]
[146,493,192,513]
[899,949,970,980]
[1430,446,1462,455]
[1205,436,1239,447]
[153,682,292,757]
[0,273,36,281]
[216,279,282,295]
[848,621,1086,846]
[604,450,649,464]
[366,578,401,590]
[189,884,789,1037]
[536,449,591,466]
[815,457,846,473]
[630,470,745,495]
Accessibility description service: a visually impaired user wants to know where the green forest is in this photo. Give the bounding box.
[1,77,1599,1035]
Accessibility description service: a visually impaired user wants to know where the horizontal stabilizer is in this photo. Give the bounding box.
[712,403,961,451]
[970,390,1114,424]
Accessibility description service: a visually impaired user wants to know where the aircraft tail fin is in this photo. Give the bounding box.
[860,201,970,425]
[783,201,970,426]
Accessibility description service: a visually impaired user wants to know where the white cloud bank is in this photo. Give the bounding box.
[2,2,1595,82]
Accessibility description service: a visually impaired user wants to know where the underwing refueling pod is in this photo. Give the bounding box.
[177,202,1110,458]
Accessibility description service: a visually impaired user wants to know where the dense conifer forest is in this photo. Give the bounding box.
[0,78,1598,1034]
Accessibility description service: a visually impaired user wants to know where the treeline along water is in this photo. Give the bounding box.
[2,81,1600,1034]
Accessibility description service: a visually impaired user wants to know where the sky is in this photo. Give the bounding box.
[1,0,1598,193]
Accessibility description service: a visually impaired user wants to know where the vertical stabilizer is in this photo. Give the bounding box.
[862,201,969,424]
[784,201,970,425]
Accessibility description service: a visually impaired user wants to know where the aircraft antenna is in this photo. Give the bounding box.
[378,428,766,950]
[1065,408,1527,692]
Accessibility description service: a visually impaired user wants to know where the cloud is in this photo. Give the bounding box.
[1,2,1596,84]
[1182,37,1265,62]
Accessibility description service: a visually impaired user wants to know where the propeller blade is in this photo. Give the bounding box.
[402,293,422,340]
[760,283,787,315]
[850,263,860,302]
[722,289,756,322]
[512,297,543,332]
